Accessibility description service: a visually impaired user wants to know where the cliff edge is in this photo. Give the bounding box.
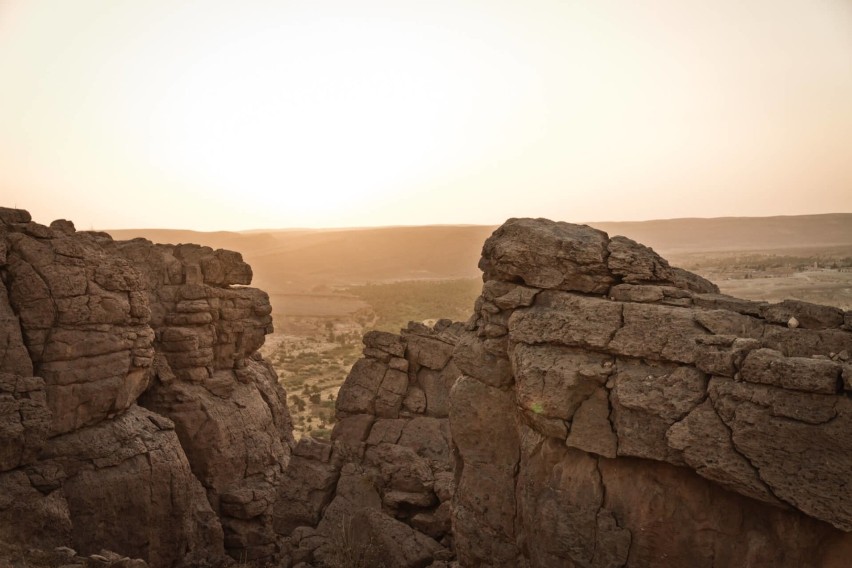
[2,210,851,567]
[0,207,294,566]
[287,218,852,567]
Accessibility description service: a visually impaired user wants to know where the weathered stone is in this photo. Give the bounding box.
[565,388,616,458]
[452,331,513,388]
[363,330,406,358]
[41,406,224,566]
[479,218,614,293]
[398,416,451,463]
[338,508,445,568]
[512,343,613,421]
[0,374,50,472]
[517,440,630,568]
[366,418,405,446]
[374,368,408,418]
[449,376,519,467]
[740,348,841,394]
[609,283,665,303]
[611,361,707,463]
[760,299,845,330]
[667,399,781,505]
[274,454,339,534]
[481,281,540,310]
[608,235,717,293]
[405,334,455,370]
[510,290,623,351]
[335,358,386,415]
[609,302,709,364]
[694,336,760,377]
[710,379,852,531]
[365,443,434,493]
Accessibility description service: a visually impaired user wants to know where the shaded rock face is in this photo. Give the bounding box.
[5,208,852,567]
[0,208,294,566]
[112,239,294,561]
[276,321,460,567]
[450,217,852,567]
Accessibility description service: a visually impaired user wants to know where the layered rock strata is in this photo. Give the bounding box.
[4,208,852,568]
[451,218,852,567]
[0,207,293,566]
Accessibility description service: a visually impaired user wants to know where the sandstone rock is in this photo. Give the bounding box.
[448,217,852,567]
[405,333,455,371]
[0,468,71,548]
[599,457,852,568]
[516,440,630,568]
[398,416,451,463]
[274,452,339,534]
[41,405,224,566]
[363,330,406,358]
[740,348,841,394]
[610,361,707,463]
[449,376,518,467]
[451,332,513,388]
[3,230,153,435]
[608,235,717,293]
[0,374,50,472]
[565,388,617,458]
[335,358,387,415]
[609,302,709,364]
[710,379,852,531]
[479,218,613,293]
[512,344,612,422]
[338,508,444,568]
[365,443,434,494]
[0,280,33,376]
[760,299,845,330]
[481,281,540,310]
[694,335,759,377]
[666,399,781,505]
[509,291,623,351]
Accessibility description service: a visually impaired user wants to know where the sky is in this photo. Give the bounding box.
[0,0,851,231]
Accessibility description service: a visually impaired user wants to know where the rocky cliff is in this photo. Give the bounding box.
[449,218,852,567]
[0,207,293,567]
[2,209,851,568]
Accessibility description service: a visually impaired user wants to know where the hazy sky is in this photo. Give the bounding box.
[1,0,850,231]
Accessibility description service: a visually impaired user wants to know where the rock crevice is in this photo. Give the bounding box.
[3,210,851,567]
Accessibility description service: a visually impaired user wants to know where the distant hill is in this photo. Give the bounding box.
[107,213,852,292]
[591,213,852,253]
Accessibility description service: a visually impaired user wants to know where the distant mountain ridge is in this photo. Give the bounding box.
[107,213,852,291]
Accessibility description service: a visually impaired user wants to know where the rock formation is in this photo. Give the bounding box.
[0,207,293,566]
[451,218,852,567]
[3,208,851,567]
[270,218,852,568]
[276,322,460,567]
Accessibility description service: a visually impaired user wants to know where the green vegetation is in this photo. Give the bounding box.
[345,278,482,332]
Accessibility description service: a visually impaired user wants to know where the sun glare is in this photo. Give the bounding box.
[0,0,851,230]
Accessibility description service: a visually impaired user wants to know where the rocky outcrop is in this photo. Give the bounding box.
[0,207,294,566]
[277,322,460,567]
[451,218,852,567]
[5,207,852,567]
[112,239,294,561]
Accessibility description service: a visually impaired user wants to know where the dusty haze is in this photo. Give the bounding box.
[1,0,851,230]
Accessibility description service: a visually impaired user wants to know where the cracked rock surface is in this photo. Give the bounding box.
[0,208,294,567]
[4,211,852,567]
[451,218,852,567]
